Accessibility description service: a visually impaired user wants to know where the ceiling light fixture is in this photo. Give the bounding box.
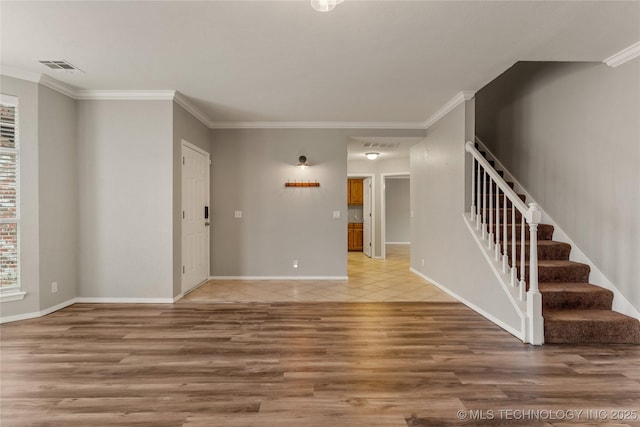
[311,0,344,13]
[365,152,379,160]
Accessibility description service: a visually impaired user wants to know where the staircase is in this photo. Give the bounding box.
[474,144,640,344]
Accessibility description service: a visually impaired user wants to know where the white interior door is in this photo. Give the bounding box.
[363,177,372,258]
[182,141,210,293]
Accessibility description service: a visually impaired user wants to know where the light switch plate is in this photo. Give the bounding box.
[234,210,242,218]
[333,210,341,219]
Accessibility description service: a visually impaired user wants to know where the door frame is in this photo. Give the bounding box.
[347,173,375,258]
[380,172,410,259]
[181,139,211,295]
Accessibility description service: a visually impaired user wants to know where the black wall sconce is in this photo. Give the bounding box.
[297,155,309,169]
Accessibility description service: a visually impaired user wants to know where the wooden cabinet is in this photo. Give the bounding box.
[347,179,363,205]
[348,223,363,251]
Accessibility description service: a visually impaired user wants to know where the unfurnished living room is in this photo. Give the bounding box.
[1,1,639,426]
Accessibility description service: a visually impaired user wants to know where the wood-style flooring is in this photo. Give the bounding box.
[2,302,639,426]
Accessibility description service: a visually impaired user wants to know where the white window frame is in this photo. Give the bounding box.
[1,94,25,302]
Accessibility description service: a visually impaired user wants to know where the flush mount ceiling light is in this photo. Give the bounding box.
[297,155,310,168]
[365,152,379,160]
[311,0,344,12]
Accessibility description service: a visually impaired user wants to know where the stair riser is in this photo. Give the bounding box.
[524,265,590,283]
[481,208,523,222]
[545,319,640,344]
[475,166,504,178]
[542,292,613,311]
[490,224,554,241]
[507,243,571,260]
[477,195,526,208]
[475,181,516,193]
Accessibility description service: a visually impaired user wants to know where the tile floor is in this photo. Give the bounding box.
[181,245,456,303]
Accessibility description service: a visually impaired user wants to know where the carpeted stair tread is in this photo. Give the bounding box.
[544,309,640,344]
[539,282,613,310]
[519,260,591,282]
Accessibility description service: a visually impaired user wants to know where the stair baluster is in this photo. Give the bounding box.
[481,169,487,240]
[488,173,494,250]
[511,206,517,287]
[519,215,526,301]
[475,160,481,229]
[470,158,476,222]
[502,196,508,273]
[495,184,501,262]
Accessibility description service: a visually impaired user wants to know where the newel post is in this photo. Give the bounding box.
[526,203,544,345]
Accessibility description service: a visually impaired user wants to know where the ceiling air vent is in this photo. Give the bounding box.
[37,60,83,72]
[362,142,400,150]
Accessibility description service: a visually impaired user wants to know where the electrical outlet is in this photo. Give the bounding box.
[332,210,341,219]
[293,259,298,268]
[51,281,58,293]
[234,210,242,218]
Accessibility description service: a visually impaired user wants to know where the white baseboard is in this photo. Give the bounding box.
[209,276,348,281]
[386,241,411,245]
[409,267,525,341]
[0,297,77,324]
[75,297,175,304]
[1,296,179,324]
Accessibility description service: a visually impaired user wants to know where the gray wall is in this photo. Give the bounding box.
[411,103,521,332]
[0,76,41,317]
[385,177,410,243]
[476,60,640,312]
[348,157,412,257]
[77,100,174,298]
[210,129,348,277]
[38,85,78,308]
[172,103,211,297]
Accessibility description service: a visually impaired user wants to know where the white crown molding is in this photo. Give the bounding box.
[604,40,640,68]
[174,91,214,128]
[209,121,426,129]
[0,65,42,83]
[75,90,176,100]
[39,74,79,99]
[2,66,477,131]
[423,90,476,129]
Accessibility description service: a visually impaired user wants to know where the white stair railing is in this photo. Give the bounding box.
[465,141,544,345]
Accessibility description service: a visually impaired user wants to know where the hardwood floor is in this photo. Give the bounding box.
[1,302,639,426]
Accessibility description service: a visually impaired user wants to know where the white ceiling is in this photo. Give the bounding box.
[1,1,638,125]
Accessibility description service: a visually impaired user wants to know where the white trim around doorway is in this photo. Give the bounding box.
[380,172,410,259]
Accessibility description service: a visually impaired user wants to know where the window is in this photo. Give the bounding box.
[1,95,23,301]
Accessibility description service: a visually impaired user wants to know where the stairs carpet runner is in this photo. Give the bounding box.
[477,148,640,344]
